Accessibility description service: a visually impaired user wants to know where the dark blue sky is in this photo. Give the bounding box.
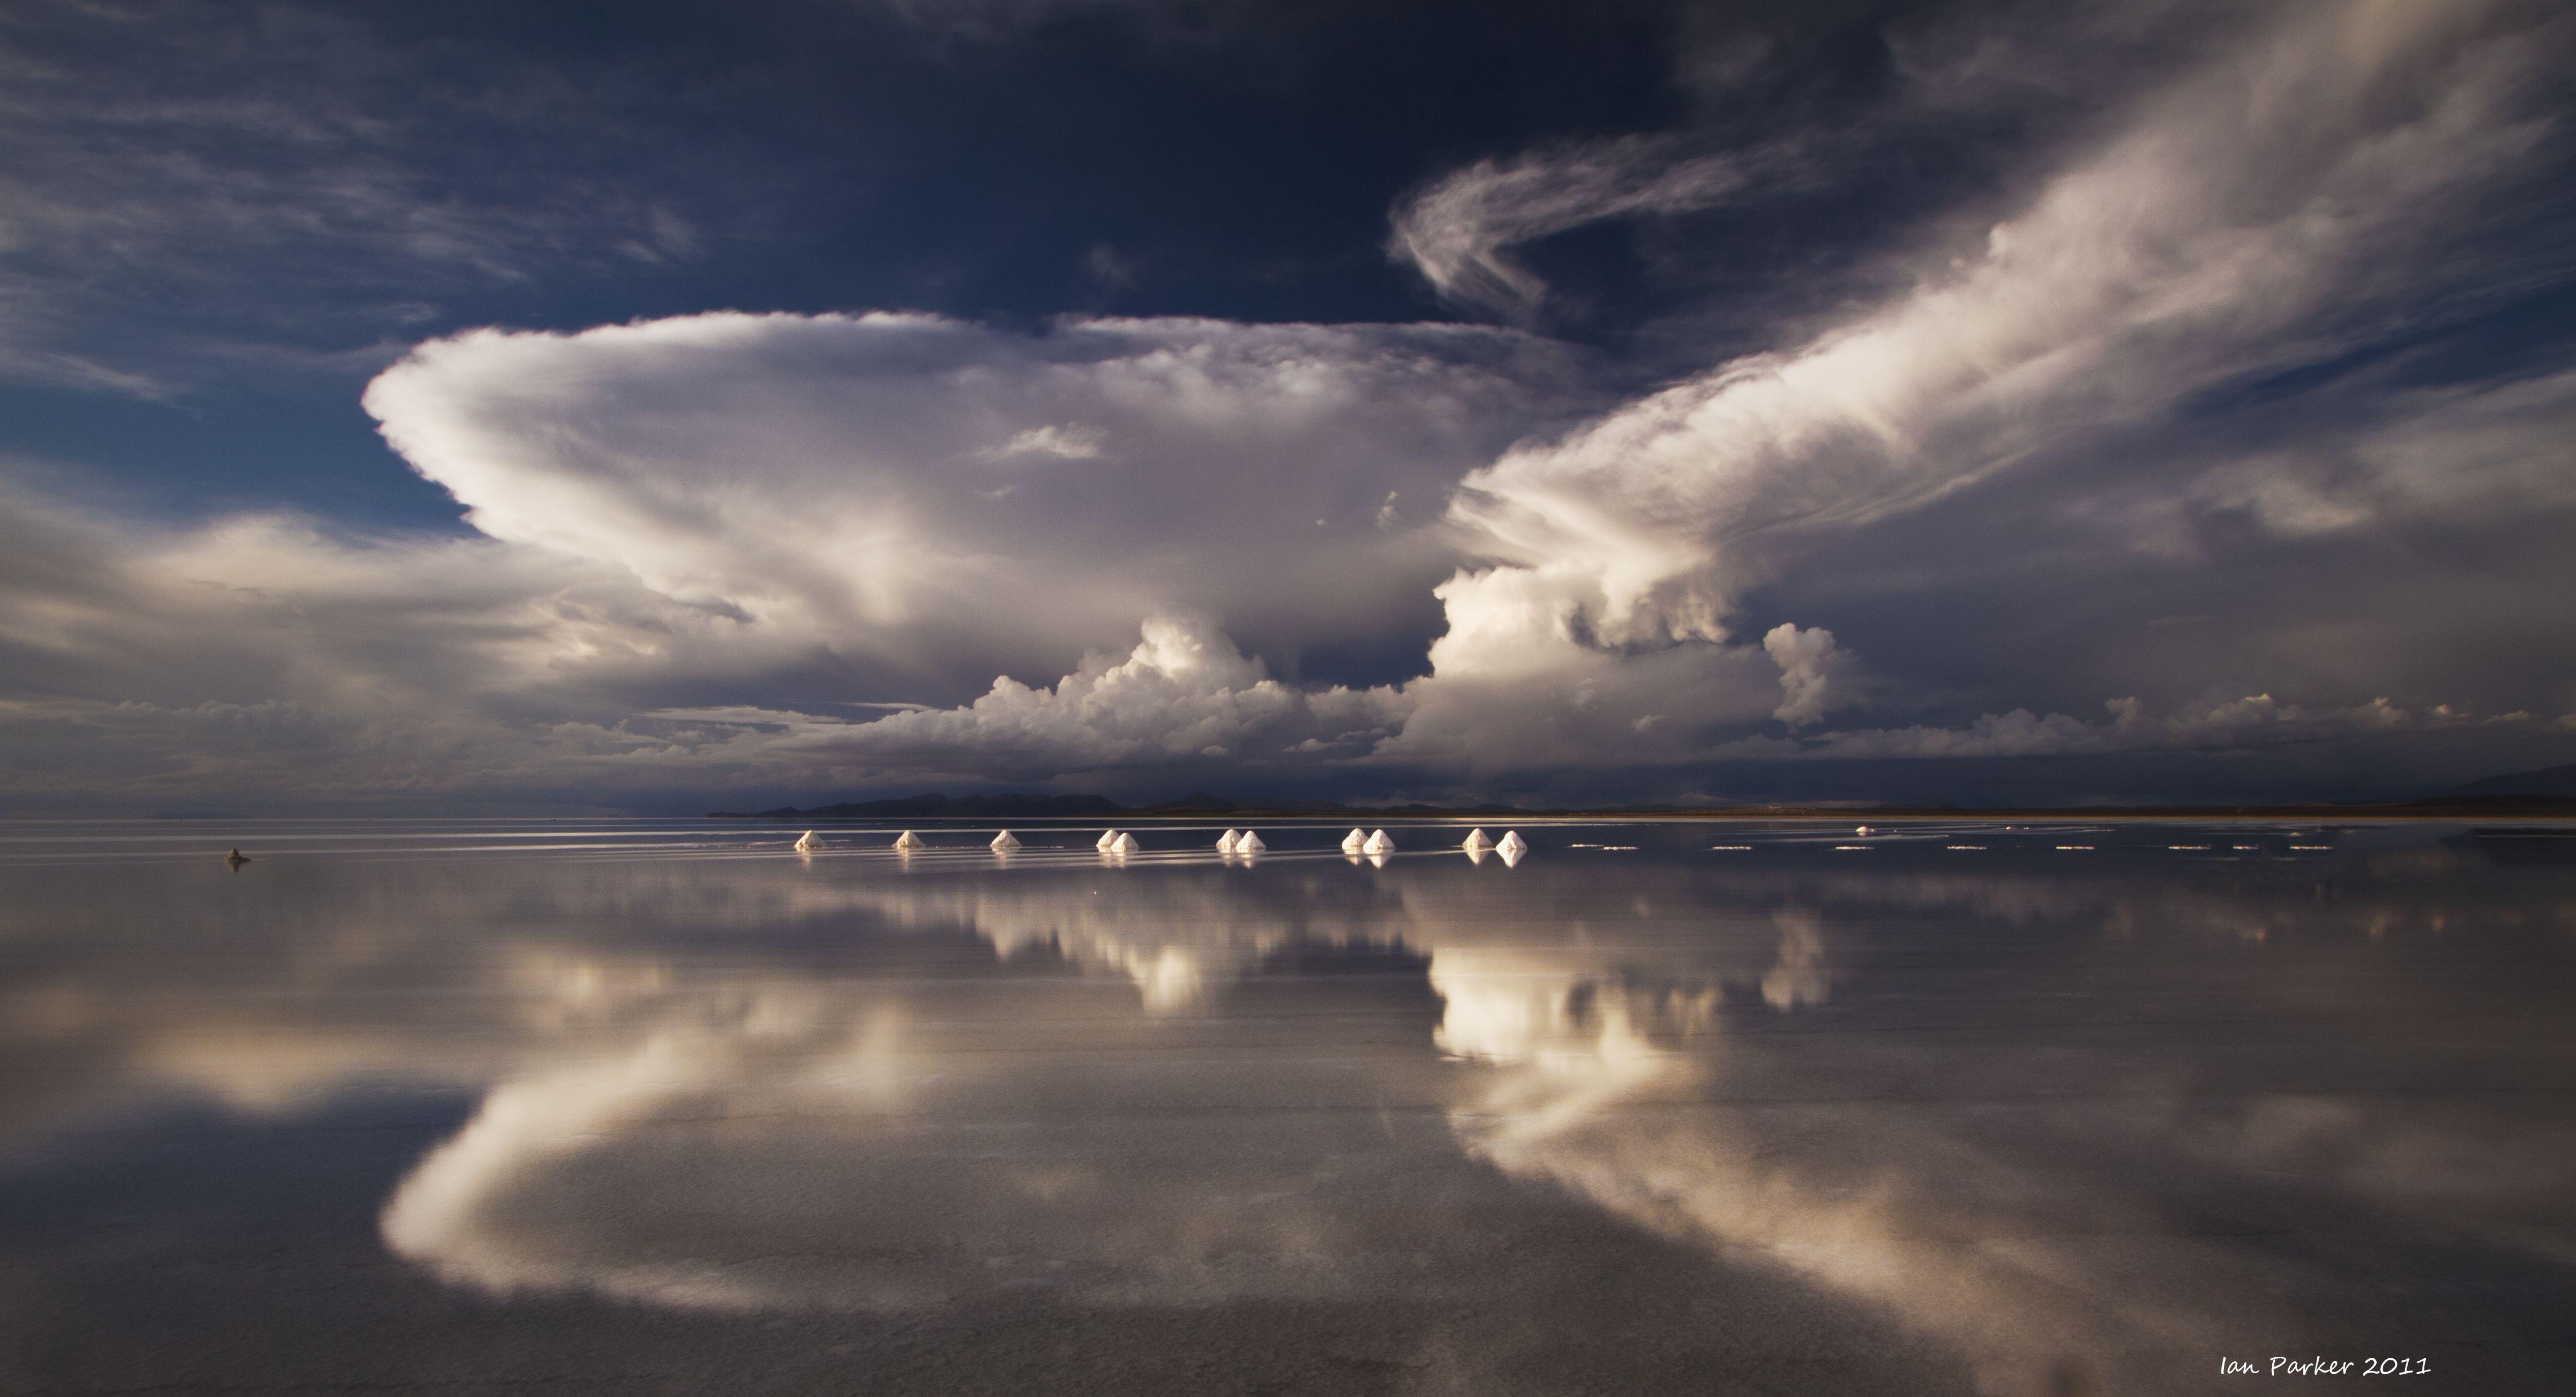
[10,0,1688,516]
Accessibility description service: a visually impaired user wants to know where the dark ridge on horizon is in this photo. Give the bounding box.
[710,791,1534,820]
[2444,764,2576,800]
[712,787,2576,822]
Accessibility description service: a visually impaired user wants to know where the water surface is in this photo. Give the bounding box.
[3,818,2572,1394]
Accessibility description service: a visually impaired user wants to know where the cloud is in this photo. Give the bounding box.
[1389,135,1772,321]
[984,422,1108,460]
[1714,691,2511,763]
[652,606,1786,787]
[765,614,1409,775]
[0,2,706,391]
[2185,365,2576,537]
[361,310,1592,706]
[1441,0,2573,654]
[1762,623,1842,727]
[4,2,2573,810]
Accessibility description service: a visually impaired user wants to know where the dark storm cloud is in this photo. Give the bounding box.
[0,0,2570,810]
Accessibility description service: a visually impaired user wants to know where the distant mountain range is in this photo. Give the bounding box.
[714,793,1124,820]
[711,791,1531,820]
[2438,764,2576,800]
[714,777,2576,821]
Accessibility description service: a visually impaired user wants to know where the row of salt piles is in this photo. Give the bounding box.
[1329,827,1528,856]
[793,829,930,852]
[794,829,1026,853]
[791,826,1527,860]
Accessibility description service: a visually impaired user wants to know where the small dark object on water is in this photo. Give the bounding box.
[225,849,250,867]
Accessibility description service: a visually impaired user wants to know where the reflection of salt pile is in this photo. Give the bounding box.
[989,830,1020,852]
[1362,829,1394,855]
[892,831,926,852]
[1760,909,1831,1010]
[1108,832,1138,856]
[1095,830,1118,852]
[1234,830,1266,854]
[1340,829,1366,854]
[1216,829,1240,853]
[1461,828,1492,851]
[1465,845,1488,865]
[794,831,821,853]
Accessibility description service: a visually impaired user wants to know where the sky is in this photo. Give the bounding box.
[2,0,2572,814]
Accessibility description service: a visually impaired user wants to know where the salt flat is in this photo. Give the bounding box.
[2,819,2570,1395]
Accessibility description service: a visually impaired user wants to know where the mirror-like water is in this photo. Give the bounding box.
[3,819,2571,1394]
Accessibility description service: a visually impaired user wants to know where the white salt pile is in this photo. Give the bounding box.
[1496,830,1527,856]
[893,830,926,852]
[794,830,821,853]
[1235,830,1266,854]
[1109,831,1139,856]
[1340,828,1366,854]
[1216,829,1240,853]
[1362,829,1394,855]
[1461,828,1492,851]
[1096,830,1118,851]
[990,830,1021,852]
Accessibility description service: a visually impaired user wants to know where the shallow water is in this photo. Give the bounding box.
[2,818,2572,1395]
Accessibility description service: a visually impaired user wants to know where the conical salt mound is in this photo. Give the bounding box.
[1496,830,1527,855]
[893,830,926,852]
[1096,829,1118,851]
[794,830,821,853]
[1234,830,1266,854]
[1109,831,1138,856]
[1362,829,1394,855]
[1340,828,1366,854]
[1461,827,1491,850]
[1216,829,1240,853]
[989,830,1020,852]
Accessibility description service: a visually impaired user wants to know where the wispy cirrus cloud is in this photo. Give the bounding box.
[1389,135,1781,323]
[0,0,706,394]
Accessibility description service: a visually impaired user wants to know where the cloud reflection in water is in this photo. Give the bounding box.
[5,828,2572,1394]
